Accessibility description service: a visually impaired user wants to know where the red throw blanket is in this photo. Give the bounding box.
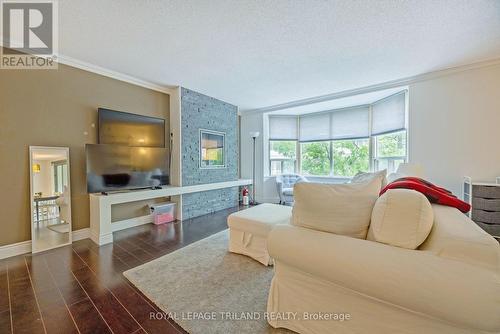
[380,177,471,213]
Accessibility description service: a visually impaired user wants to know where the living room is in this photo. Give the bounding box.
[0,1,499,334]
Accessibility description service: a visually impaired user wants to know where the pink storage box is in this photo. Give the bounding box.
[150,202,176,225]
[154,212,175,225]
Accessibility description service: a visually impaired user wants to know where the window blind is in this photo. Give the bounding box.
[269,116,298,140]
[299,106,369,141]
[299,112,330,142]
[372,91,406,136]
[330,106,369,140]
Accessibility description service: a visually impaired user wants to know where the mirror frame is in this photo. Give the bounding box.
[29,146,72,253]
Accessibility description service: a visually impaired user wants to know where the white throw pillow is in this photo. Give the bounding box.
[351,169,387,188]
[370,189,434,249]
[386,172,404,183]
[292,178,382,239]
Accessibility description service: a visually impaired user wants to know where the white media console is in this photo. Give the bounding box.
[89,179,252,245]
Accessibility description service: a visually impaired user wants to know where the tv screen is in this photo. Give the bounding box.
[86,144,169,193]
[98,108,165,147]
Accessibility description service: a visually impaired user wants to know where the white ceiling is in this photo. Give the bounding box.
[58,0,500,111]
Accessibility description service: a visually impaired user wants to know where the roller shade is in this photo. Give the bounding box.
[330,106,369,140]
[372,92,406,136]
[299,112,330,142]
[299,106,369,141]
[269,116,298,140]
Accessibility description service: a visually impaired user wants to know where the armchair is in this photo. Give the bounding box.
[275,174,307,204]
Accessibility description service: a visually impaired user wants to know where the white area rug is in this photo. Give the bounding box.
[124,230,292,334]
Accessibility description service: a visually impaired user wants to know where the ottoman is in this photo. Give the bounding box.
[227,203,292,265]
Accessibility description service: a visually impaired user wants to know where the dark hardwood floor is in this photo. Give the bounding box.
[0,206,240,334]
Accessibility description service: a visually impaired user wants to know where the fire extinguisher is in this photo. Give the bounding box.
[242,187,250,205]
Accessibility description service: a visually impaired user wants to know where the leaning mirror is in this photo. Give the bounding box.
[30,146,72,253]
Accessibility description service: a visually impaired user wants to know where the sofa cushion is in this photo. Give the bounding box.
[351,169,387,189]
[419,204,500,270]
[371,189,433,249]
[268,224,500,332]
[292,178,381,239]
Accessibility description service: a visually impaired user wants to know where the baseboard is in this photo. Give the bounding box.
[0,227,91,260]
[90,230,113,246]
[111,215,153,232]
[72,228,90,241]
[0,240,32,260]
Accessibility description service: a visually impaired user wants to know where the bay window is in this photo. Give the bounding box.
[268,90,408,177]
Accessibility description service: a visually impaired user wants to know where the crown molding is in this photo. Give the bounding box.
[1,39,176,95]
[242,57,500,115]
[56,54,177,95]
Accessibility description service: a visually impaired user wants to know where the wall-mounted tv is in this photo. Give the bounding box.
[86,144,169,193]
[98,108,165,147]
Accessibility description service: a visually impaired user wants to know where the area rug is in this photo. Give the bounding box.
[123,230,292,333]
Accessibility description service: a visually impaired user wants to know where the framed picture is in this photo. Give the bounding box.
[199,129,226,169]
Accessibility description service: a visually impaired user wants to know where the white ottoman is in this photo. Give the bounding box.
[227,203,292,265]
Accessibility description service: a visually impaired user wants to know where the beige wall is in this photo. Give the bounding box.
[408,63,500,195]
[0,61,170,246]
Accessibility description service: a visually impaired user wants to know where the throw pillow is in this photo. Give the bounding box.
[351,169,388,189]
[292,177,381,239]
[371,189,434,249]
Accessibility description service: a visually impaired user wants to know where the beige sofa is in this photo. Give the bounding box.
[267,204,500,334]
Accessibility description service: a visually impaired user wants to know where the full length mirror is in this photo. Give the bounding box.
[30,146,72,253]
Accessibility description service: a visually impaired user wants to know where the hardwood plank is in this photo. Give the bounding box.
[0,261,10,314]
[0,310,11,334]
[35,287,79,334]
[72,265,140,334]
[7,257,45,334]
[44,253,87,306]
[0,206,241,334]
[68,298,112,334]
[78,243,180,334]
[26,255,79,334]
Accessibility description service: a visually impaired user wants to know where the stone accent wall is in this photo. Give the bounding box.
[181,88,238,219]
[181,187,239,219]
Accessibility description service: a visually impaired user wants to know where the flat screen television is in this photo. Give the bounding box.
[86,144,169,193]
[98,108,165,147]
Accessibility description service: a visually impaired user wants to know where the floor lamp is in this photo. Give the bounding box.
[249,131,260,205]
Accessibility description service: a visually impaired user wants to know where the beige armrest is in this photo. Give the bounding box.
[268,225,500,332]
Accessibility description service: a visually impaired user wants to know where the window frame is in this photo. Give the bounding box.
[52,159,68,194]
[371,129,408,173]
[268,139,299,176]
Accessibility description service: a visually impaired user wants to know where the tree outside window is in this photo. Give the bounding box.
[269,140,297,176]
[374,130,407,172]
[300,142,330,176]
[333,139,369,177]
